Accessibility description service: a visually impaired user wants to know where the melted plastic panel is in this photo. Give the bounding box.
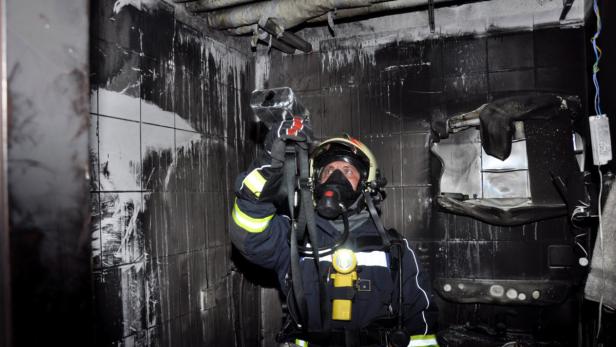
[90,2,259,346]
[433,124,532,201]
[432,128,482,198]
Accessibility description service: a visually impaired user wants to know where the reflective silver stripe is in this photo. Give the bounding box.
[408,339,438,346]
[408,335,438,347]
[404,238,431,335]
[356,251,387,267]
[302,251,387,267]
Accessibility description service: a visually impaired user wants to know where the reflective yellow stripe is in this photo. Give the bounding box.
[231,200,274,233]
[243,169,267,197]
[294,339,308,347]
[409,334,438,347]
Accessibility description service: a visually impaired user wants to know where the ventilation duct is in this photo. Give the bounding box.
[183,0,259,12]
[308,0,459,24]
[205,0,388,30]
[203,0,461,30]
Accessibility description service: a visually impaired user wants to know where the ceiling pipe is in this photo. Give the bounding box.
[227,25,257,35]
[251,27,297,53]
[307,0,469,23]
[268,36,297,54]
[204,0,470,53]
[205,0,390,30]
[185,0,262,12]
[225,0,459,35]
[261,18,312,52]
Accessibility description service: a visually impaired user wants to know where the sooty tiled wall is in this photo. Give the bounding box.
[89,1,259,346]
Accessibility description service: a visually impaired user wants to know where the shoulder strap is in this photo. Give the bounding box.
[363,191,391,247]
[285,145,308,328]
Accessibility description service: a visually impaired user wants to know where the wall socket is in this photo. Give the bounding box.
[589,115,612,166]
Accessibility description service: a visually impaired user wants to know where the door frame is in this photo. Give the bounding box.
[0,0,12,345]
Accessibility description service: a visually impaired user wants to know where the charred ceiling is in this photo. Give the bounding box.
[172,0,465,53]
[175,0,470,52]
[170,0,580,53]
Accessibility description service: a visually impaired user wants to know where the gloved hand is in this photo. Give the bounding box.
[240,116,313,203]
[264,116,314,167]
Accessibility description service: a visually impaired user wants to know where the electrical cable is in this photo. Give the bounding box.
[575,240,588,258]
[590,0,606,341]
[591,0,603,117]
[596,165,605,340]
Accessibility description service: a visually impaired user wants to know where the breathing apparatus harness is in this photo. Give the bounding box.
[249,88,413,346]
[280,136,411,347]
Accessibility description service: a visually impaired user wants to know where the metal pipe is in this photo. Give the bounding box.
[307,0,460,23]
[268,36,296,54]
[206,0,387,30]
[261,19,312,53]
[428,0,435,32]
[186,0,261,12]
[227,25,254,35]
[277,30,312,53]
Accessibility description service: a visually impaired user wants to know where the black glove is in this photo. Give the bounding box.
[240,116,313,202]
[263,116,314,167]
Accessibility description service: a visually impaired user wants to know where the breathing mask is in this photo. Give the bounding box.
[314,169,361,219]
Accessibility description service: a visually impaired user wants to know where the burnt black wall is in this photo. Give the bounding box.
[89,1,259,346]
[271,25,588,344]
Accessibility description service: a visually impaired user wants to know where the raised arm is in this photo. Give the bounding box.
[229,117,313,283]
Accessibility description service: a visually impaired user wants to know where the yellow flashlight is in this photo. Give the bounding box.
[330,249,357,321]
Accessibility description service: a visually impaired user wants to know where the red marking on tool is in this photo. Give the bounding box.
[324,190,334,197]
[286,116,304,136]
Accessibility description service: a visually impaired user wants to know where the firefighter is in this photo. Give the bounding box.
[230,118,438,347]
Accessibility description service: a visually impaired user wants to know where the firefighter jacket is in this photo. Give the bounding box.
[229,170,437,340]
